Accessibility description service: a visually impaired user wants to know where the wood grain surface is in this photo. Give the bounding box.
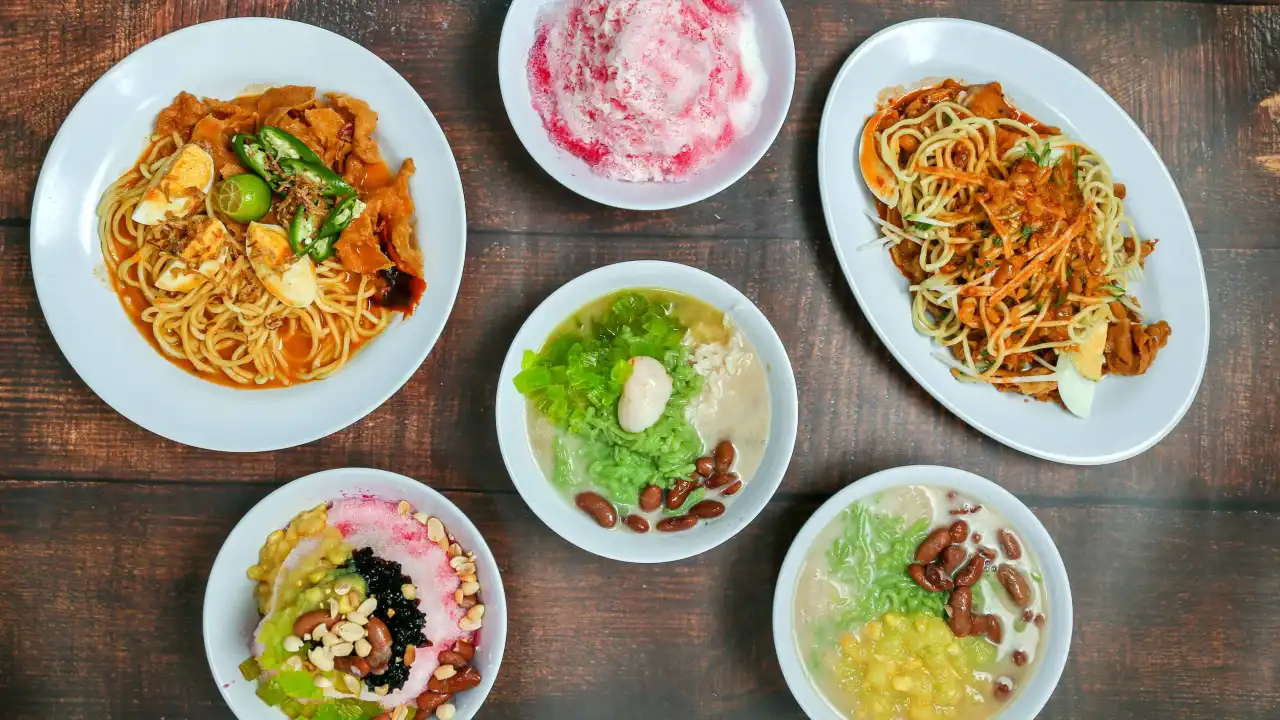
[1,1,1278,719]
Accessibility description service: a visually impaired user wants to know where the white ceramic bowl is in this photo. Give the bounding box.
[497,0,796,210]
[772,465,1072,719]
[30,18,467,451]
[818,18,1209,464]
[204,468,506,720]
[495,261,799,563]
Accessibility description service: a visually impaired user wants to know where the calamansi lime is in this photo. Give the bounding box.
[216,173,272,223]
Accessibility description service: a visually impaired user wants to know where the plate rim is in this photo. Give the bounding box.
[29,17,468,452]
[817,17,1211,466]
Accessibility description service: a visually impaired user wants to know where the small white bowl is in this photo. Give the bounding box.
[204,468,506,720]
[497,0,796,210]
[495,261,799,563]
[772,465,1073,719]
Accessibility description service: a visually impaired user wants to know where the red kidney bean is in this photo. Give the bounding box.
[415,691,453,711]
[947,586,973,636]
[954,554,987,587]
[1034,614,1046,628]
[657,515,698,532]
[994,680,1012,699]
[575,492,618,528]
[925,562,954,592]
[998,529,1023,560]
[947,491,957,500]
[984,613,1002,643]
[705,472,737,489]
[292,609,331,638]
[437,650,469,668]
[721,479,743,496]
[689,500,725,519]
[970,615,989,637]
[713,440,736,473]
[941,545,967,574]
[997,564,1032,607]
[623,515,650,533]
[333,655,372,678]
[977,546,997,562]
[666,479,696,510]
[695,457,714,477]
[1022,609,1035,623]
[454,639,475,662]
[365,616,393,671]
[427,666,482,694]
[949,520,969,544]
[908,563,939,592]
[971,532,982,543]
[638,485,662,512]
[915,528,953,564]
[1013,650,1028,667]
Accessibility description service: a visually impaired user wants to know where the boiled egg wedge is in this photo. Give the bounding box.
[1056,321,1108,419]
[154,217,230,293]
[131,143,215,226]
[247,222,317,308]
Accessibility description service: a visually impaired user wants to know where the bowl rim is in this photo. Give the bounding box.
[496,0,798,210]
[495,260,800,563]
[771,465,1073,719]
[202,467,507,719]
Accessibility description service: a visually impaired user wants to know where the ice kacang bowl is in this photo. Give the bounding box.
[204,468,506,720]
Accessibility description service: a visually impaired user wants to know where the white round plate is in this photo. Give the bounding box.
[498,0,796,210]
[495,261,799,563]
[773,465,1073,719]
[204,467,506,720]
[818,18,1210,465]
[30,18,467,452]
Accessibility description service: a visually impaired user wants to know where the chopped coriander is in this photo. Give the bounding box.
[1021,225,1037,241]
[993,237,1003,246]
[1023,140,1054,167]
[913,221,931,232]
[1098,283,1126,297]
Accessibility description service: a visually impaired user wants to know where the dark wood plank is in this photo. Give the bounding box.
[0,2,1277,246]
[2,479,1277,719]
[1,227,1276,502]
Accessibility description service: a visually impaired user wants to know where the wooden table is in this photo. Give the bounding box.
[1,1,1277,718]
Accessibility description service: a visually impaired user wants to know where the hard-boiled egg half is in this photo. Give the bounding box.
[246,222,317,308]
[1056,321,1108,418]
[132,143,215,226]
[154,217,230,293]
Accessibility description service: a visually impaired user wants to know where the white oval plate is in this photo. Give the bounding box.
[495,261,799,563]
[498,0,796,210]
[773,465,1073,719]
[30,18,466,452]
[818,18,1210,465]
[204,468,506,720]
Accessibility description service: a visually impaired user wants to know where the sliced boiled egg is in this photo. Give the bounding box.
[247,222,317,308]
[131,143,216,226]
[618,355,673,433]
[153,217,229,293]
[1057,321,1108,419]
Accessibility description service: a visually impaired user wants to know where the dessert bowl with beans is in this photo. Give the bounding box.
[772,465,1071,720]
[496,261,799,563]
[204,468,507,720]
